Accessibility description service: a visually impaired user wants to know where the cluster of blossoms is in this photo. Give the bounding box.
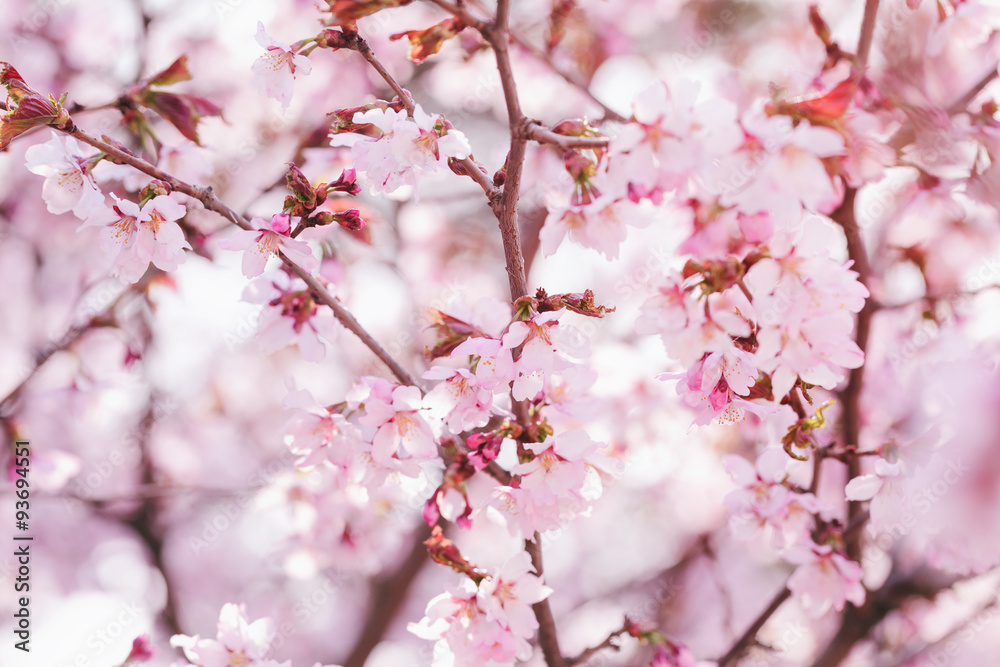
[26,132,192,284]
[329,102,472,197]
[408,549,552,667]
[724,447,865,616]
[276,292,620,662]
[171,603,339,667]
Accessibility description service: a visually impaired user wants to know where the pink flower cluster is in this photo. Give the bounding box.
[408,553,552,667]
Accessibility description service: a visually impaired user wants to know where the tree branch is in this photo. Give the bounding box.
[830,187,873,563]
[715,510,871,666]
[855,0,881,69]
[342,523,434,667]
[566,619,630,666]
[0,275,151,417]
[527,535,567,667]
[526,123,610,150]
[62,127,420,387]
[343,29,501,208]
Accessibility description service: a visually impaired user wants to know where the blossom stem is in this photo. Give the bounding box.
[345,31,417,115]
[61,127,421,388]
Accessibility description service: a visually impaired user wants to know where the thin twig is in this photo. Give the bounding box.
[347,31,416,115]
[62,127,420,387]
[716,510,872,666]
[855,0,881,69]
[344,30,501,208]
[566,619,630,666]
[0,276,150,416]
[526,123,610,150]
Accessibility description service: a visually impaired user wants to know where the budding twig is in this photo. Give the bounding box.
[62,127,421,388]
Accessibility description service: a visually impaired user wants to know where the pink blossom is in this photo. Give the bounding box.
[502,311,575,402]
[170,602,276,666]
[613,78,743,194]
[476,552,552,643]
[724,448,823,547]
[79,193,190,284]
[242,270,338,362]
[451,336,516,392]
[219,214,318,278]
[24,132,109,220]
[283,388,364,469]
[251,21,312,112]
[785,543,865,616]
[423,365,497,434]
[330,104,471,196]
[354,379,439,463]
[539,196,647,260]
[494,429,617,536]
[409,554,552,666]
[123,634,155,663]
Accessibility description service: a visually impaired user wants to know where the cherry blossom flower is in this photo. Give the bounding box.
[724,448,823,547]
[409,579,514,667]
[242,270,338,362]
[745,224,869,399]
[409,554,552,666]
[451,336,516,392]
[502,310,576,402]
[330,104,471,196]
[423,365,496,434]
[283,388,364,469]
[539,196,648,260]
[170,602,276,666]
[613,78,743,194]
[25,131,109,220]
[785,542,865,616]
[79,193,190,284]
[251,21,312,112]
[476,552,553,643]
[490,429,617,536]
[351,378,439,463]
[219,214,318,278]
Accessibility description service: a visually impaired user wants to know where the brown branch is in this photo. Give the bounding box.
[346,31,416,115]
[811,563,967,667]
[566,619,630,666]
[426,0,627,123]
[0,275,151,417]
[716,510,871,666]
[124,397,183,637]
[526,123,610,150]
[527,535,567,667]
[716,586,792,667]
[61,127,420,387]
[855,0,881,69]
[342,523,434,667]
[830,187,873,564]
[344,29,500,209]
